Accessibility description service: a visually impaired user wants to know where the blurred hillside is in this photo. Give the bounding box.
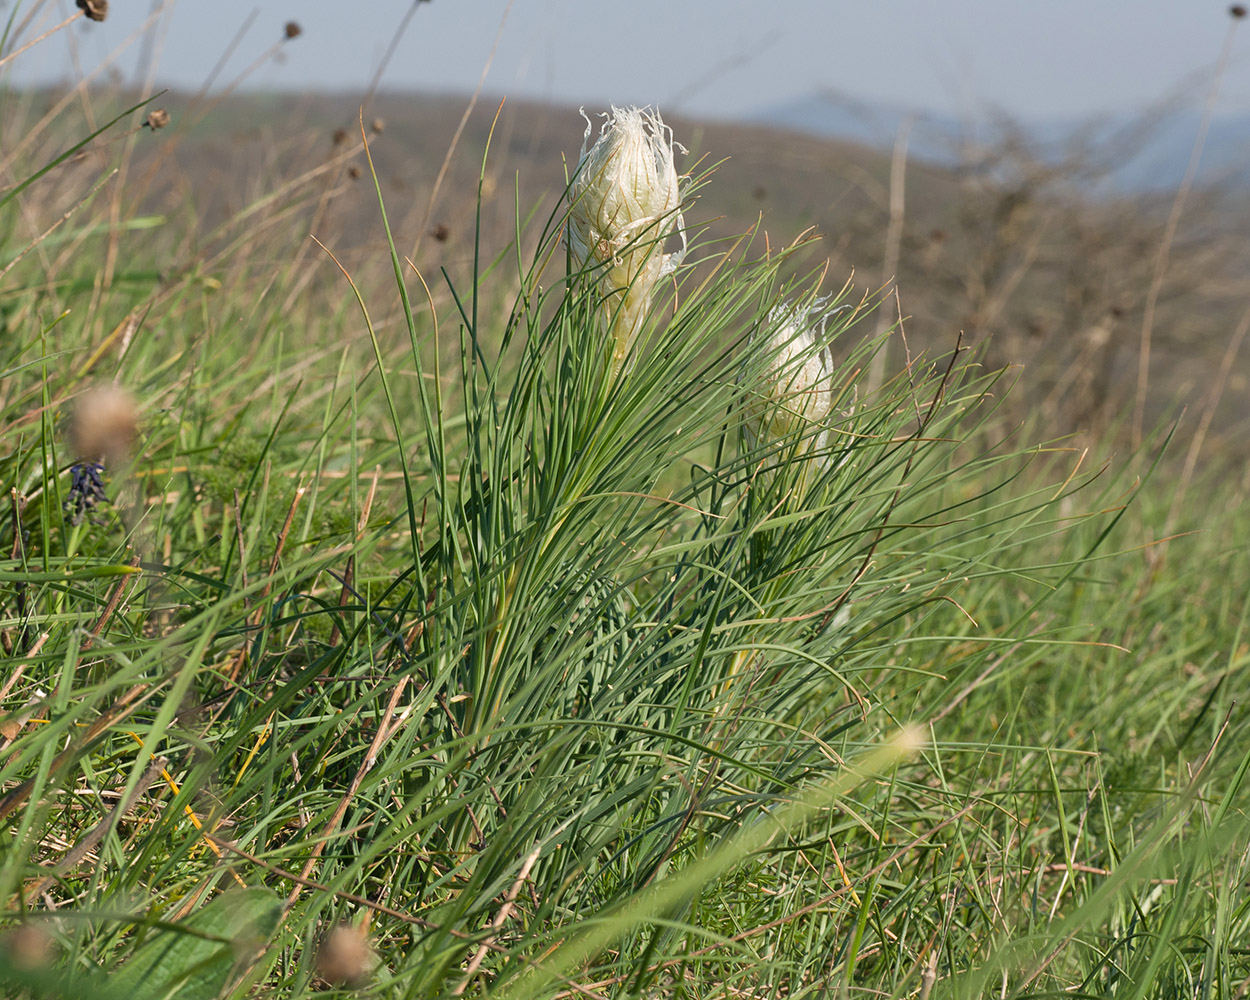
[15,86,1250,462]
[758,88,1250,192]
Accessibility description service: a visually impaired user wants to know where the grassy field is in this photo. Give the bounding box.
[2,26,1250,1000]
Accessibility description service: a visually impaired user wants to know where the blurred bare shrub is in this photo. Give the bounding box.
[911,117,1250,446]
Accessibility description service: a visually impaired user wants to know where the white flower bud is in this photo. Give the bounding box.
[567,106,686,369]
[745,299,858,478]
[750,302,837,443]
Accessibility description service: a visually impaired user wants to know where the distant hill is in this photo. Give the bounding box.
[23,85,1240,451]
[755,89,1250,193]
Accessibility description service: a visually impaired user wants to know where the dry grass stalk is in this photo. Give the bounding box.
[1133,12,1243,447]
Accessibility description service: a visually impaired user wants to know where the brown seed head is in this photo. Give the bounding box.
[315,923,378,988]
[332,127,349,146]
[1,925,54,971]
[347,165,362,180]
[431,223,450,243]
[284,21,302,39]
[76,0,108,21]
[70,386,138,466]
[145,109,171,131]
[1231,4,1247,16]
[370,117,386,135]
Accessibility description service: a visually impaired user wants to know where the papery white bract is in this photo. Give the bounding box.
[745,299,857,475]
[750,301,837,443]
[567,106,686,370]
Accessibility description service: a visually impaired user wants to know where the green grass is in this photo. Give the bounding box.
[1,55,1248,1000]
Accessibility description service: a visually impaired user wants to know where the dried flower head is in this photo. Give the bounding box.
[284,21,302,39]
[76,0,108,21]
[370,117,386,135]
[69,386,138,466]
[145,109,170,131]
[567,106,686,370]
[1231,4,1247,18]
[332,127,349,146]
[1,924,54,971]
[315,922,379,988]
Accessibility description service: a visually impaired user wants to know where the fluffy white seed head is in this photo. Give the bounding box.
[567,106,686,367]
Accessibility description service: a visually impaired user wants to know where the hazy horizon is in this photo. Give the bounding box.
[5,1,1249,127]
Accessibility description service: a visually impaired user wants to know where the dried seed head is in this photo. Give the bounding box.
[347,165,362,180]
[431,223,450,243]
[76,0,108,21]
[69,386,138,466]
[1,925,54,971]
[315,922,379,988]
[284,21,302,39]
[145,108,170,131]
[332,127,349,146]
[1231,5,1247,17]
[567,106,687,369]
[370,117,386,135]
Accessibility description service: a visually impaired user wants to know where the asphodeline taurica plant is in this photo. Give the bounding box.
[567,105,686,371]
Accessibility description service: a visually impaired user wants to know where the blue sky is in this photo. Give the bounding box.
[8,1,1249,122]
